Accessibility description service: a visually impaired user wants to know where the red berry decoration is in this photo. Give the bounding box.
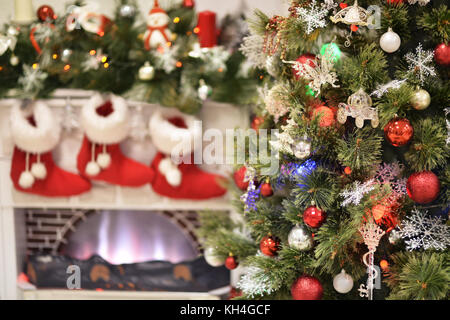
[260,235,280,257]
[312,105,335,127]
[303,205,326,228]
[406,171,440,204]
[225,255,238,270]
[434,43,450,66]
[260,182,273,197]
[291,275,323,300]
[251,116,264,131]
[384,117,414,147]
[234,166,249,190]
[37,5,56,22]
[292,53,316,80]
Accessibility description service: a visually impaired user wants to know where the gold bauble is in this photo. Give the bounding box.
[411,88,431,110]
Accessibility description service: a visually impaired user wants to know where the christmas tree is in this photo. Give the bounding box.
[197,0,449,300]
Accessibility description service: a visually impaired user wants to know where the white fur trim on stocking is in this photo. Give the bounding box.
[158,157,181,187]
[81,93,130,144]
[10,101,60,154]
[149,108,202,156]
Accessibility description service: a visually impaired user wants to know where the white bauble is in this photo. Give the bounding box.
[204,247,224,267]
[86,161,101,176]
[19,171,35,189]
[165,169,181,187]
[31,162,47,179]
[380,28,401,53]
[288,225,313,251]
[97,152,111,169]
[198,83,212,101]
[138,62,155,81]
[333,269,354,294]
[10,55,19,66]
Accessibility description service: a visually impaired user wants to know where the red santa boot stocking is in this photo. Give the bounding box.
[10,101,91,197]
[77,94,154,186]
[149,109,227,199]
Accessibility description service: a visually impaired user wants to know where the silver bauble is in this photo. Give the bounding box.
[119,5,136,18]
[61,48,73,62]
[293,136,311,159]
[410,88,431,110]
[138,62,155,81]
[204,247,224,267]
[333,269,354,294]
[388,229,402,245]
[288,225,313,251]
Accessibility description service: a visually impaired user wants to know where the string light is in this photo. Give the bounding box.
[63,64,71,71]
[52,53,58,60]
[0,66,3,71]
[101,56,107,63]
[186,31,192,36]
[176,61,183,68]
[89,50,96,56]
[193,27,200,34]
[32,63,39,69]
[173,17,180,23]
[218,67,224,73]
[103,62,109,68]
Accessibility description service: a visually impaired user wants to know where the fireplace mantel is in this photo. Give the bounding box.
[0,90,248,299]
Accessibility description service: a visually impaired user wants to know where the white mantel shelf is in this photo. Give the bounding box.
[20,288,221,300]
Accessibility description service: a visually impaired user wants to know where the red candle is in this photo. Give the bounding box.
[197,11,217,48]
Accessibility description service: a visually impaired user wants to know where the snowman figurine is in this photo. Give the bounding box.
[144,0,173,50]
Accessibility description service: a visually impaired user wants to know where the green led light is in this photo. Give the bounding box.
[305,85,316,96]
[320,43,341,63]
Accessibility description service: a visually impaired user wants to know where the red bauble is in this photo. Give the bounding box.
[312,105,335,127]
[386,0,403,4]
[291,275,323,300]
[434,43,450,66]
[303,205,326,228]
[225,255,238,270]
[228,287,243,299]
[406,171,440,204]
[293,53,316,80]
[234,166,249,190]
[37,5,56,22]
[251,116,264,131]
[183,0,195,8]
[260,235,280,256]
[384,117,414,147]
[260,183,273,197]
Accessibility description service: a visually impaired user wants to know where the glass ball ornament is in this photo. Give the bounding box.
[203,247,224,267]
[260,235,281,256]
[388,229,401,245]
[288,225,313,251]
[333,269,354,294]
[292,53,316,80]
[384,117,414,147]
[291,275,323,300]
[10,55,19,66]
[303,205,326,228]
[198,79,212,100]
[138,62,155,81]
[61,48,73,62]
[379,28,401,53]
[434,43,450,66]
[119,4,137,18]
[312,105,335,127]
[406,171,440,204]
[410,88,431,110]
[293,135,311,159]
[37,5,56,22]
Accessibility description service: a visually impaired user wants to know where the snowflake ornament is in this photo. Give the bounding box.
[189,43,230,74]
[445,108,450,146]
[296,0,329,35]
[82,49,106,71]
[340,179,376,207]
[322,0,338,13]
[397,209,450,251]
[154,44,180,74]
[31,23,54,43]
[405,44,436,85]
[18,64,48,93]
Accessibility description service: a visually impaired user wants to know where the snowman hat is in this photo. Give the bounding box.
[150,0,166,15]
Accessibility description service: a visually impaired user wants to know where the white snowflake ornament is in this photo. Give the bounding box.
[405,44,436,85]
[296,0,329,35]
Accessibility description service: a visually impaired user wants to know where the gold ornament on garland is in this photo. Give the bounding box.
[337,88,379,128]
[410,87,431,110]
